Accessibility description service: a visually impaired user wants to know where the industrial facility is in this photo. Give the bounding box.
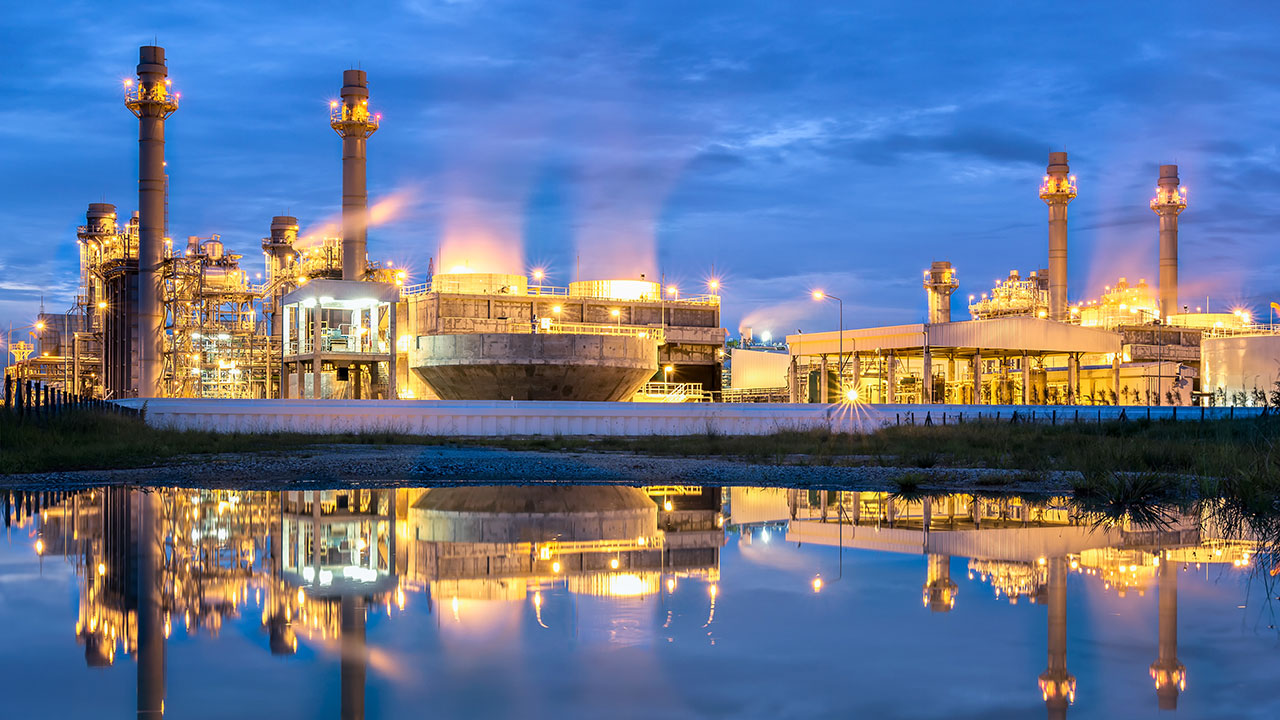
[6,46,1278,409]
[6,46,725,404]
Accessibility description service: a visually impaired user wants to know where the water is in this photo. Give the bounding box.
[1,486,1278,719]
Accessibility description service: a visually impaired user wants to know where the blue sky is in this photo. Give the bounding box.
[4,1,1280,338]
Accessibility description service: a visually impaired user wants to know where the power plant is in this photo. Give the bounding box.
[7,46,1279,410]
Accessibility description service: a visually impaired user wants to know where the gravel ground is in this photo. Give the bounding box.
[0,444,1080,493]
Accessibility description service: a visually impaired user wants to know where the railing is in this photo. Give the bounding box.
[400,279,719,306]
[1201,323,1280,339]
[633,382,713,403]
[505,319,665,343]
[722,386,790,403]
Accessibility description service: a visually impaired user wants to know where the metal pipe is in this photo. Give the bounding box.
[1040,152,1076,321]
[1151,165,1187,321]
[331,70,379,281]
[125,46,178,398]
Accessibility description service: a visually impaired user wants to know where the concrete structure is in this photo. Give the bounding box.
[330,70,379,281]
[116,398,1261,436]
[1039,152,1076,322]
[124,46,178,398]
[410,332,657,401]
[1151,164,1188,320]
[923,261,958,323]
[400,273,724,400]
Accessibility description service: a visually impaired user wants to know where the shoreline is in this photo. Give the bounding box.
[0,444,1080,492]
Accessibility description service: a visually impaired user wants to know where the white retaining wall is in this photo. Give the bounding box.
[114,399,1265,437]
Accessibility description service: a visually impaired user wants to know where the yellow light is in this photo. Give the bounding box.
[610,558,620,569]
[97,562,106,576]
[1036,309,1047,318]
[552,561,562,573]
[708,279,719,291]
[330,100,338,108]
[666,578,676,593]
[664,365,674,374]
[97,301,108,310]
[610,308,620,317]
[1037,557,1046,566]
[532,268,544,281]
[844,388,859,402]
[812,290,824,301]
[663,500,673,511]
[35,321,45,330]
[812,575,823,593]
[666,285,677,294]
[552,305,562,313]
[35,539,44,555]
[297,588,306,604]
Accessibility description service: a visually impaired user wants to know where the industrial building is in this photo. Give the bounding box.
[8,46,725,404]
[783,156,1270,407]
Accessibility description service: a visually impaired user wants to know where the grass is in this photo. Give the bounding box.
[3,408,1280,480]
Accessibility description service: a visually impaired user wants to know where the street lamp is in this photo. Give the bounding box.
[611,308,621,326]
[664,364,674,383]
[531,267,545,295]
[812,290,845,395]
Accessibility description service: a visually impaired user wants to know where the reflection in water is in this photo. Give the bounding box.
[7,485,722,718]
[728,488,1261,717]
[3,485,1272,717]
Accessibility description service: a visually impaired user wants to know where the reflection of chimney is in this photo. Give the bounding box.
[1038,556,1075,720]
[136,489,166,718]
[125,46,179,397]
[923,261,958,324]
[330,70,379,281]
[1151,165,1187,321]
[1149,553,1185,710]
[1039,153,1077,322]
[341,595,368,720]
[923,554,957,612]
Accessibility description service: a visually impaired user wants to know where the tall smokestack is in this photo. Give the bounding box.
[1039,152,1076,321]
[125,46,178,398]
[923,261,958,323]
[1151,164,1187,321]
[331,70,379,281]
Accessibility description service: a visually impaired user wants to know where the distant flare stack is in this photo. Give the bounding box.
[1039,152,1076,322]
[330,70,380,281]
[1150,164,1187,321]
[125,45,179,398]
[923,261,958,323]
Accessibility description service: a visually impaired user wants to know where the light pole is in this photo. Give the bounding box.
[5,319,46,380]
[812,291,844,391]
[611,308,621,327]
[531,268,545,295]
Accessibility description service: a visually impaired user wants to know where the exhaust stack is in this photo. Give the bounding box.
[125,46,178,398]
[330,70,379,281]
[1039,152,1076,321]
[923,261,958,323]
[1150,164,1187,320]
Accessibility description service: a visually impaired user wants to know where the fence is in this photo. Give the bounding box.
[2,374,141,421]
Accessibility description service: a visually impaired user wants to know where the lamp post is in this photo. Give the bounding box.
[5,320,46,380]
[531,268,544,295]
[611,308,621,327]
[812,291,844,389]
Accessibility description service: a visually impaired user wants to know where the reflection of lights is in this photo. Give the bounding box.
[35,538,44,555]
[97,562,106,576]
[606,573,649,597]
[451,596,459,622]
[552,561,562,574]
[610,558,620,570]
[666,577,676,593]
[296,588,306,605]
[663,500,673,512]
[812,575,823,593]
[761,528,770,543]
[1037,557,1046,566]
